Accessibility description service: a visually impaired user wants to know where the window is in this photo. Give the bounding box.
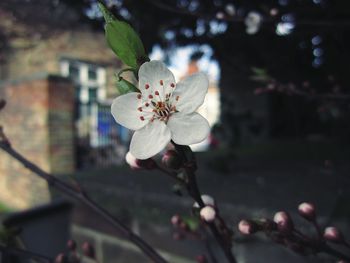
[60,58,107,104]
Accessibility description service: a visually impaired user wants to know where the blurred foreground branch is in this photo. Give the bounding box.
[0,141,168,263]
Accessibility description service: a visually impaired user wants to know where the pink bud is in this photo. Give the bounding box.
[162,150,183,170]
[67,239,76,251]
[136,158,157,170]
[125,152,156,170]
[274,211,294,233]
[171,214,182,226]
[55,253,68,263]
[238,220,257,235]
[125,152,141,169]
[200,206,216,222]
[324,227,344,243]
[298,202,316,221]
[82,242,95,259]
[196,255,208,263]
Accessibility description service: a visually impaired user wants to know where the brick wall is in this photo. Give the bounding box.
[0,73,75,209]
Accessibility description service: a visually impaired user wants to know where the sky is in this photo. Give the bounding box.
[149,44,220,83]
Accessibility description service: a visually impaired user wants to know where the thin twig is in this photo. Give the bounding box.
[0,142,168,263]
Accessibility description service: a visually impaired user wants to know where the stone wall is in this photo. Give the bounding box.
[0,74,75,209]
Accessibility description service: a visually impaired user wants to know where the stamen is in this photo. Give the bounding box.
[145,102,150,107]
[170,83,175,88]
[145,84,150,89]
[148,95,153,99]
[176,96,180,101]
[140,116,145,121]
[160,80,164,85]
[137,94,142,99]
[137,107,143,112]
[155,91,160,96]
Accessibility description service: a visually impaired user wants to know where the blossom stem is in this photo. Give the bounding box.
[155,164,183,183]
[172,142,237,263]
[0,142,168,263]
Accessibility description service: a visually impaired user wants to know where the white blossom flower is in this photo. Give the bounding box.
[244,11,263,35]
[111,61,210,160]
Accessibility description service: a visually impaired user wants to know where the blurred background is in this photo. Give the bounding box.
[0,0,350,262]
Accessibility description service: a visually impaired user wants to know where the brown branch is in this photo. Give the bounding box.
[0,142,168,263]
[172,142,237,263]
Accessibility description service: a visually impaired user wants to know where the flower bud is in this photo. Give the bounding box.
[238,220,258,235]
[125,152,156,170]
[324,227,344,243]
[196,255,208,263]
[193,195,215,209]
[125,152,141,169]
[274,211,294,233]
[55,253,68,263]
[171,214,182,226]
[67,239,77,251]
[162,150,183,170]
[298,202,316,221]
[82,242,95,259]
[200,206,216,222]
[136,158,157,169]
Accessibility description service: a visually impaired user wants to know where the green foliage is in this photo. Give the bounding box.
[98,2,148,70]
[182,215,200,231]
[116,77,139,95]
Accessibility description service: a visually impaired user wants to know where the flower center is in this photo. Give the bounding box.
[137,81,179,123]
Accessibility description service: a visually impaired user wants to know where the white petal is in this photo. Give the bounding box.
[130,120,171,159]
[167,112,210,145]
[138,61,176,99]
[111,92,149,130]
[171,72,209,114]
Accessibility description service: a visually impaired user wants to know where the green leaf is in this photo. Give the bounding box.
[116,77,139,95]
[98,3,148,70]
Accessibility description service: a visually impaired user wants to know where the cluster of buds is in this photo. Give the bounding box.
[170,214,201,241]
[55,240,96,263]
[238,202,350,262]
[125,149,185,171]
